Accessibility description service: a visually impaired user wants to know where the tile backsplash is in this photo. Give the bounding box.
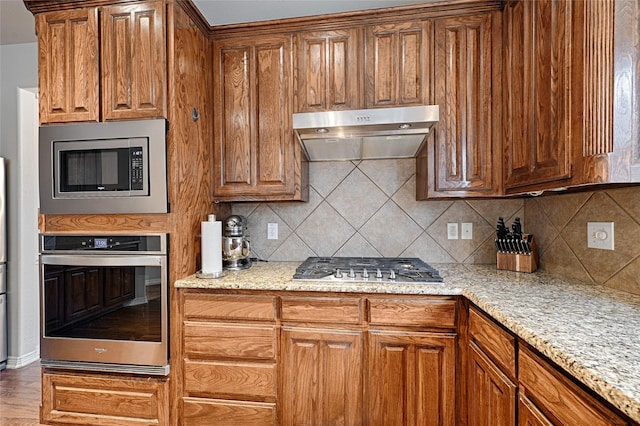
[232,159,524,265]
[524,186,640,295]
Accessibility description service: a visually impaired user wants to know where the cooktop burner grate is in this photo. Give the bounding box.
[293,257,443,284]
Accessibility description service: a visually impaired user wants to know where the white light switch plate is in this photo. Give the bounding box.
[267,222,278,240]
[461,222,473,240]
[587,222,614,250]
[447,223,459,240]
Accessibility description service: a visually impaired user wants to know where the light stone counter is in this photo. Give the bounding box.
[175,262,640,423]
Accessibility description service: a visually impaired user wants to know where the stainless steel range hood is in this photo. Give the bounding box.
[293,105,439,161]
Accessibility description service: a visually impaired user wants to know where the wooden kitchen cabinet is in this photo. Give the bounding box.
[213,35,308,201]
[502,0,572,191]
[366,297,457,426]
[364,20,431,108]
[41,368,169,425]
[280,296,364,425]
[418,11,502,199]
[467,307,517,426]
[64,266,103,323]
[36,1,166,124]
[36,8,99,123]
[293,28,362,112]
[518,345,628,426]
[180,292,278,425]
[100,1,167,121]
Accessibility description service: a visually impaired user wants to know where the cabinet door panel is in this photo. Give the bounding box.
[37,9,99,123]
[367,330,456,426]
[294,29,361,111]
[427,12,500,197]
[518,395,554,426]
[365,21,431,108]
[468,343,517,426]
[282,327,363,426]
[101,1,166,120]
[504,0,572,190]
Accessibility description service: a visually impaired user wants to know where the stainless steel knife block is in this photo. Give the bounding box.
[496,235,538,273]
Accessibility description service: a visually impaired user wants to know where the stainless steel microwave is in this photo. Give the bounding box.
[39,119,168,214]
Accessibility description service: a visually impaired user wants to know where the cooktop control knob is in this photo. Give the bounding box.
[334,268,343,279]
[389,270,396,280]
[375,268,383,279]
[362,268,369,279]
[348,268,356,278]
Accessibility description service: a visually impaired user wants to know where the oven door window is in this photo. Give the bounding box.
[42,264,162,342]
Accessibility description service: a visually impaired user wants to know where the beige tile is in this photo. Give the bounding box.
[604,256,640,295]
[467,199,524,225]
[309,161,355,197]
[540,238,594,283]
[464,237,499,264]
[524,199,559,256]
[246,204,291,259]
[296,201,355,256]
[269,234,316,261]
[401,232,457,263]
[231,202,259,218]
[358,158,414,196]
[538,191,591,230]
[561,192,640,283]
[607,186,640,220]
[269,187,322,229]
[427,201,492,263]
[393,176,454,229]
[327,168,387,228]
[360,200,422,257]
[335,233,382,257]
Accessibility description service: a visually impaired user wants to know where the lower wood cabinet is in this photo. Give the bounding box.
[367,330,456,426]
[41,369,169,425]
[281,327,363,425]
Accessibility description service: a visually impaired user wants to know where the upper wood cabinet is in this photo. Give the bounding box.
[36,1,167,123]
[213,35,308,201]
[365,20,431,108]
[100,2,166,121]
[503,0,573,191]
[36,9,99,123]
[418,11,502,199]
[293,28,362,112]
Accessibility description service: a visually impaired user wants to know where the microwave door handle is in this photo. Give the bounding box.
[40,254,165,267]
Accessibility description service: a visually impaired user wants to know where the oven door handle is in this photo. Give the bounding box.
[40,254,165,267]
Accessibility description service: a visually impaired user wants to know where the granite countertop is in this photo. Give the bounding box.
[175,262,640,423]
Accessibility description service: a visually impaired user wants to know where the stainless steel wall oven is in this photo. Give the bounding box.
[39,234,169,375]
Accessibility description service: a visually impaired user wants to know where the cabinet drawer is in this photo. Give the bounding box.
[281,296,363,324]
[184,360,276,400]
[183,397,276,426]
[184,322,276,360]
[184,293,276,321]
[368,297,456,328]
[519,346,626,425]
[42,370,168,425]
[468,306,516,379]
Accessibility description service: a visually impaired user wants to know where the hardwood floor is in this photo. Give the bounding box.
[0,362,46,425]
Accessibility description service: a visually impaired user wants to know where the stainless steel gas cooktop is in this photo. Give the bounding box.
[293,257,443,284]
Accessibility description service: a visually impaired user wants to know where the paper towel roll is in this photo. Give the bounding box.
[201,218,222,274]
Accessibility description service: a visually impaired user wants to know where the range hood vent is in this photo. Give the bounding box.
[293,105,439,161]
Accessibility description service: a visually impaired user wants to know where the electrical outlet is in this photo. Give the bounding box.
[267,222,278,240]
[461,222,473,240]
[587,222,614,250]
[447,223,459,240]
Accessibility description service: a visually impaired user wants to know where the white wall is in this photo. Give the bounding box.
[0,42,40,367]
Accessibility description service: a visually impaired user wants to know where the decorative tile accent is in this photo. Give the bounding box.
[295,201,355,256]
[233,160,524,265]
[524,186,640,295]
[357,158,414,196]
[359,200,422,257]
[326,168,387,228]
